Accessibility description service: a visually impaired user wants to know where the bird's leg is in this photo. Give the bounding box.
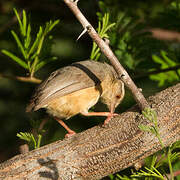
[81,112,118,125]
[103,113,117,125]
[54,117,76,138]
[103,103,117,125]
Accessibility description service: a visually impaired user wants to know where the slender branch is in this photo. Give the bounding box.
[0,73,41,84]
[134,65,180,79]
[63,0,149,110]
[38,118,48,132]
[16,76,41,83]
[19,144,29,154]
[0,83,179,179]
[147,28,180,42]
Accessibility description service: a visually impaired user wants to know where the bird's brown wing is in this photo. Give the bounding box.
[26,60,113,112]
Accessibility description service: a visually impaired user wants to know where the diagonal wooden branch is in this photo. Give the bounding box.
[63,0,149,110]
[0,83,180,180]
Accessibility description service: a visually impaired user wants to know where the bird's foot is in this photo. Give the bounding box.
[103,113,118,125]
[65,130,76,138]
[54,117,76,138]
[81,111,118,125]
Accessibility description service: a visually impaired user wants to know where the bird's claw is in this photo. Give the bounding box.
[103,113,118,125]
[65,130,76,138]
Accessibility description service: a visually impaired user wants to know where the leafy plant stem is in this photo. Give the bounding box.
[30,35,45,77]
[37,134,42,149]
[156,131,164,149]
[27,61,31,72]
[32,134,37,149]
[167,147,174,180]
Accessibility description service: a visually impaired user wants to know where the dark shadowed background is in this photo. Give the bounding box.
[0,0,179,169]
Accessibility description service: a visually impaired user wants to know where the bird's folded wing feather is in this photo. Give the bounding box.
[27,60,109,111]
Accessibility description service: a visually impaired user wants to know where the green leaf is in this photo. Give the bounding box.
[11,30,26,59]
[17,132,38,149]
[17,132,34,142]
[24,23,31,50]
[145,155,158,169]
[150,52,180,87]
[141,108,164,148]
[138,124,152,132]
[1,50,28,69]
[28,26,43,57]
[4,9,60,77]
[37,134,42,149]
[161,50,176,66]
[132,166,164,179]
[90,43,98,60]
[90,13,115,60]
[116,174,131,180]
[29,19,59,75]
[30,52,38,61]
[94,53,101,61]
[35,56,57,71]
[30,34,45,76]
[44,20,60,35]
[104,23,116,33]
[171,140,180,149]
[22,9,27,36]
[152,54,167,69]
[13,8,24,36]
[97,20,101,33]
[48,19,60,33]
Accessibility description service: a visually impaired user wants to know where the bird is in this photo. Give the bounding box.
[26,60,125,137]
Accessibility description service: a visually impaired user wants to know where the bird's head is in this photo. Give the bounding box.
[101,79,125,113]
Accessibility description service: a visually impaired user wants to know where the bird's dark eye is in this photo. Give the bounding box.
[116,95,120,99]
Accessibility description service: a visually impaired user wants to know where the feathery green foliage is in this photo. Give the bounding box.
[90,13,115,60]
[17,119,46,150]
[0,1,180,179]
[1,8,59,78]
[17,132,42,149]
[150,51,180,87]
[112,140,179,179]
[139,108,164,148]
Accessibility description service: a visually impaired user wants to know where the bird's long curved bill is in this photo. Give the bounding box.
[110,102,116,113]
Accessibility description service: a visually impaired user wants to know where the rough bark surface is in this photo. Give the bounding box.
[0,83,180,180]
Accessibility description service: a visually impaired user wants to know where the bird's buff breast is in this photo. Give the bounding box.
[46,86,100,119]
